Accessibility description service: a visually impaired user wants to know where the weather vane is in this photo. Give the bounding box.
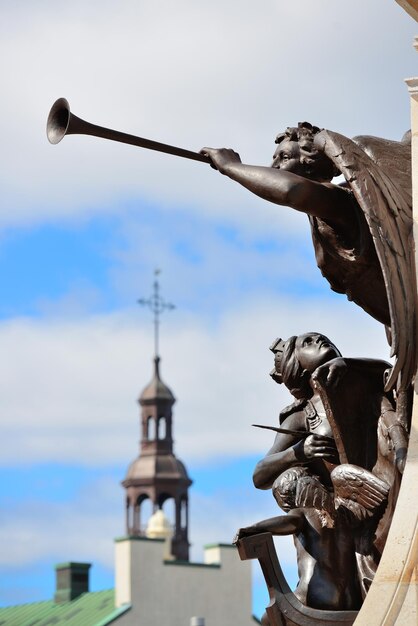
[138,269,175,358]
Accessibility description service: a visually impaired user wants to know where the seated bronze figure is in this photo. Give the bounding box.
[235,333,408,625]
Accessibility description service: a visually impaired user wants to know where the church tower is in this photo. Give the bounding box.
[122,273,192,561]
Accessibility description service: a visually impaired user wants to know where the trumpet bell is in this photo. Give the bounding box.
[47,98,71,144]
[46,97,211,164]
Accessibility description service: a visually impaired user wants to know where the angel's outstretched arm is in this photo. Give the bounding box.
[200,147,354,231]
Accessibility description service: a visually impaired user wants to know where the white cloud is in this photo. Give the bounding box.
[0,0,415,228]
[103,204,322,309]
[0,295,388,467]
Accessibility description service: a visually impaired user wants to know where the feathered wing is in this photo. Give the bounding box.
[295,475,335,527]
[331,464,390,521]
[319,130,415,391]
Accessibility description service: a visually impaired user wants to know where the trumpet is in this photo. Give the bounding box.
[46,98,210,164]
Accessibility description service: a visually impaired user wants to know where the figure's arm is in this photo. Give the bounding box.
[253,412,337,490]
[253,441,303,490]
[234,510,305,543]
[313,357,393,393]
[200,147,353,230]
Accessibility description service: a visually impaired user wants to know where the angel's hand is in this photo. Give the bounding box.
[233,527,251,544]
[200,147,242,174]
[298,434,338,461]
[312,357,347,388]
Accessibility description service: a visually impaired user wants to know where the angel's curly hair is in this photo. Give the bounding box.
[275,122,339,180]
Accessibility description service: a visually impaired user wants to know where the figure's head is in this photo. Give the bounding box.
[272,467,309,511]
[272,122,339,182]
[295,332,340,372]
[270,332,340,398]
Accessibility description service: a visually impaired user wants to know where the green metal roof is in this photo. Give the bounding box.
[0,589,131,626]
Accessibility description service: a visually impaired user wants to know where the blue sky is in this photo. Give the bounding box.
[0,0,416,620]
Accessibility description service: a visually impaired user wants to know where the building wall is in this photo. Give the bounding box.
[114,536,255,626]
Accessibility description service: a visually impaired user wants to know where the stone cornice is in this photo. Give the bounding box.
[406,77,418,97]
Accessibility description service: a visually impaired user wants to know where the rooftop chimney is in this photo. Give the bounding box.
[54,562,91,603]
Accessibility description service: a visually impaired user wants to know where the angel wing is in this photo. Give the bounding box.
[319,130,415,392]
[331,464,390,521]
[295,474,335,527]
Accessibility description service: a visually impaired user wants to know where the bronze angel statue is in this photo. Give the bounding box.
[201,124,415,418]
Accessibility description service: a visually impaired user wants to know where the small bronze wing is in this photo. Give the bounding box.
[331,464,390,521]
[319,130,415,392]
[295,474,335,527]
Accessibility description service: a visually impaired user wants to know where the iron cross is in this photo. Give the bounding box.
[138,269,175,358]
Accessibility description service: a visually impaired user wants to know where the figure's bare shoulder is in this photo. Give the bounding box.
[280,408,307,429]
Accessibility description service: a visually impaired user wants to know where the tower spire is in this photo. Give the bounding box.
[137,269,175,359]
[122,272,192,561]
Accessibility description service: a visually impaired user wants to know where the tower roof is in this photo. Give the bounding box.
[123,453,192,485]
[139,356,175,405]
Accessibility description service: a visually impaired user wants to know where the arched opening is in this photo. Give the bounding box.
[125,496,132,534]
[137,494,152,534]
[158,493,176,531]
[147,416,155,440]
[181,498,188,530]
[158,416,166,439]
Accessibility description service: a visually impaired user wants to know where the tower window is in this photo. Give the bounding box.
[181,499,188,529]
[158,416,166,439]
[147,416,155,440]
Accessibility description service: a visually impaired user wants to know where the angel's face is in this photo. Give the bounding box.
[295,333,340,373]
[271,138,304,174]
[272,136,335,182]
